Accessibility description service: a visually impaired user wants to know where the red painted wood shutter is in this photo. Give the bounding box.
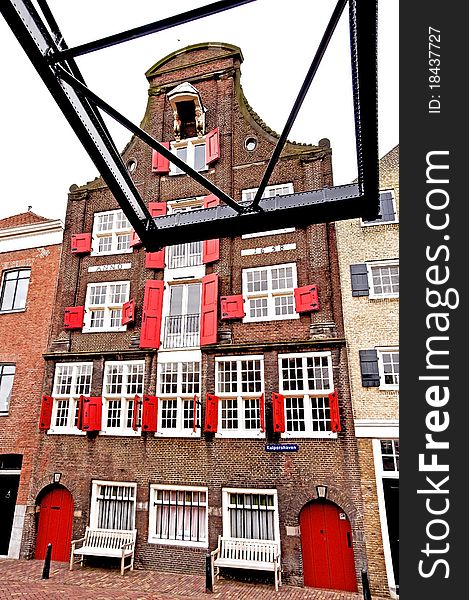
[328,390,341,432]
[272,392,286,433]
[140,280,164,348]
[81,396,102,432]
[220,295,245,320]
[132,395,141,431]
[130,229,142,248]
[121,299,135,325]
[202,195,220,263]
[205,128,220,165]
[259,393,265,433]
[146,202,167,269]
[141,395,158,432]
[204,394,219,433]
[152,142,170,173]
[71,233,92,254]
[193,395,198,432]
[39,395,53,430]
[200,273,218,346]
[294,284,319,313]
[64,306,84,330]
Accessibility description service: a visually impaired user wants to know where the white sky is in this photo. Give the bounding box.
[0,0,398,221]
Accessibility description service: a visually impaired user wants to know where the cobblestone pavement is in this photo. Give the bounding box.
[0,559,391,600]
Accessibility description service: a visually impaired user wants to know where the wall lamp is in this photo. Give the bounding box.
[316,485,328,499]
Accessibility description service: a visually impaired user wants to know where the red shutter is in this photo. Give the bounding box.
[193,394,198,432]
[220,295,245,320]
[294,284,319,313]
[259,393,265,433]
[204,394,219,433]
[272,392,286,433]
[145,203,167,268]
[203,195,220,263]
[152,142,170,173]
[141,395,158,432]
[130,229,142,248]
[205,128,220,165]
[81,396,102,432]
[140,280,164,348]
[200,273,218,346]
[39,395,53,430]
[121,299,135,325]
[64,306,84,330]
[71,233,92,254]
[329,390,341,432]
[132,395,141,431]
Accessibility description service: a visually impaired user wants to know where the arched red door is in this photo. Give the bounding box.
[300,500,357,591]
[35,486,74,562]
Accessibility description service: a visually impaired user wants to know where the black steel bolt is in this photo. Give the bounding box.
[41,543,52,579]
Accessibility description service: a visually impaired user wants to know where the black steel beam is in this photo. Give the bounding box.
[48,0,257,63]
[250,0,348,210]
[147,184,363,247]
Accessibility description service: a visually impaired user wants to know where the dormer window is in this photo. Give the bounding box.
[168,82,206,141]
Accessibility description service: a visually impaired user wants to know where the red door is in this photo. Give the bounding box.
[35,487,74,562]
[300,500,357,591]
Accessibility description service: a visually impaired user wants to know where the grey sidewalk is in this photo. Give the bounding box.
[0,559,392,600]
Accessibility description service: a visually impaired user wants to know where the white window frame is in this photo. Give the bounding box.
[165,198,205,273]
[361,189,398,227]
[278,351,336,439]
[373,439,399,596]
[242,262,298,323]
[170,137,207,176]
[91,209,132,256]
[242,183,295,238]
[83,280,130,333]
[156,352,201,437]
[367,260,399,299]
[49,362,92,434]
[101,360,145,436]
[148,484,208,548]
[162,281,202,349]
[0,363,15,415]
[215,355,265,439]
[90,480,137,530]
[0,268,31,313]
[377,348,399,390]
[222,487,280,542]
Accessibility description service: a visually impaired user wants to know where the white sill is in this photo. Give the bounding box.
[169,167,208,177]
[99,429,141,437]
[243,313,299,324]
[47,428,86,435]
[215,430,266,439]
[82,326,127,333]
[0,308,26,314]
[90,249,132,257]
[0,412,9,417]
[281,431,337,440]
[147,537,207,549]
[379,385,399,392]
[154,430,201,438]
[361,219,399,227]
[369,293,399,300]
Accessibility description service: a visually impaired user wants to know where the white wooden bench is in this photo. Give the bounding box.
[70,527,137,575]
[211,536,282,591]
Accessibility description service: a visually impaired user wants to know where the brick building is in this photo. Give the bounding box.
[0,211,63,559]
[23,43,373,594]
[335,145,399,597]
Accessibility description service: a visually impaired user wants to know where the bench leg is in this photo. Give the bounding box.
[69,548,74,571]
[275,567,278,592]
[130,554,134,571]
[121,554,125,576]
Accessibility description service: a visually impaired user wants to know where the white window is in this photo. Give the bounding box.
[91,210,132,255]
[170,138,207,175]
[157,358,201,437]
[241,183,295,238]
[166,199,204,270]
[367,261,399,298]
[362,189,398,226]
[215,356,264,438]
[377,349,399,390]
[101,361,144,435]
[90,481,136,530]
[0,364,15,415]
[0,268,31,312]
[222,488,280,541]
[83,281,130,332]
[49,363,92,433]
[279,352,335,438]
[380,439,399,473]
[243,263,298,322]
[163,283,201,349]
[148,485,208,547]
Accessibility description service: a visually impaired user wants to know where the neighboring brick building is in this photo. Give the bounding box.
[23,42,373,594]
[335,145,399,597]
[0,211,63,559]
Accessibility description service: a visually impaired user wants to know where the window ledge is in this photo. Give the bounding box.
[281,432,337,440]
[47,429,86,436]
[215,431,266,439]
[243,314,300,324]
[154,431,201,438]
[0,308,26,314]
[147,537,208,549]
